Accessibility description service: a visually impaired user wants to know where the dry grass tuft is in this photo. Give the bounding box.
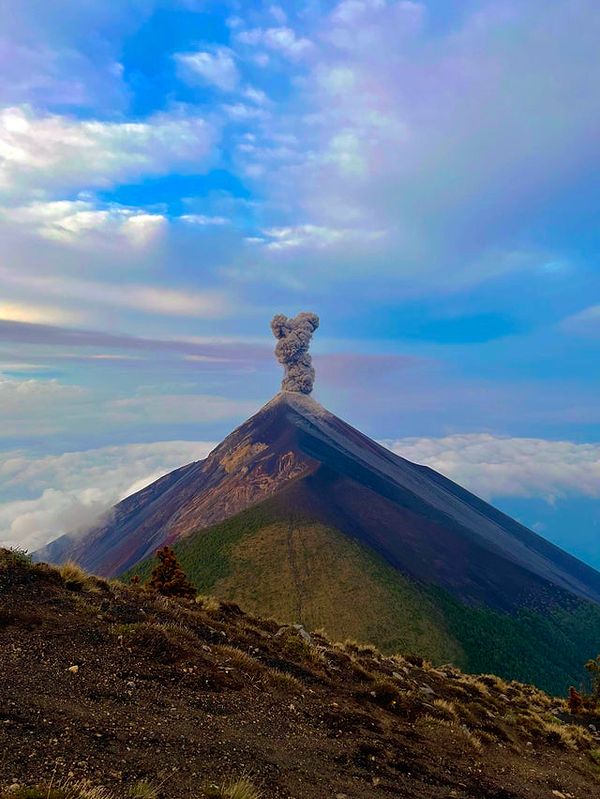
[196,595,222,612]
[128,781,159,799]
[266,668,303,693]
[214,645,264,675]
[433,698,459,721]
[203,776,262,799]
[544,720,594,750]
[59,561,102,594]
[110,621,198,663]
[417,715,483,752]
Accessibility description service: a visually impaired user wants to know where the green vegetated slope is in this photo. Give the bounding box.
[124,497,600,695]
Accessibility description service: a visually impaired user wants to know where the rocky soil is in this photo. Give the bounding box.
[1,550,600,799]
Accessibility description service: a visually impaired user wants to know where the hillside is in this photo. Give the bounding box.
[2,549,600,799]
[124,492,600,696]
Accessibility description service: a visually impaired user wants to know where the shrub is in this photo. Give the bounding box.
[146,547,196,599]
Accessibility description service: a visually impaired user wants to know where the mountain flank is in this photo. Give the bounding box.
[2,549,600,799]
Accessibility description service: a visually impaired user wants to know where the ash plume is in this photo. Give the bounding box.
[271,311,320,394]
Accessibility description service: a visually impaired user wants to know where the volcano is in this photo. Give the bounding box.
[36,390,600,692]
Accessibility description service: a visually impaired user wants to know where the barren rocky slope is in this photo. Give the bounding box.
[2,550,600,799]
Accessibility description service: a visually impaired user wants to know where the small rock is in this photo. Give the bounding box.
[292,624,313,644]
[551,791,566,799]
[67,665,79,674]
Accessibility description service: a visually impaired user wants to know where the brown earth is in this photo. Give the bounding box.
[1,550,600,799]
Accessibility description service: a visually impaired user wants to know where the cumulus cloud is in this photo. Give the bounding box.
[0,441,215,551]
[0,106,217,199]
[385,434,600,502]
[175,47,240,91]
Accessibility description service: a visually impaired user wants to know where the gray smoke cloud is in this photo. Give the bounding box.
[271,311,320,394]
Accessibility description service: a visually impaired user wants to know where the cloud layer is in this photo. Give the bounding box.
[0,441,215,551]
[386,434,600,502]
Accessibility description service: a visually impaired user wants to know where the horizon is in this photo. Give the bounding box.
[1,1,599,569]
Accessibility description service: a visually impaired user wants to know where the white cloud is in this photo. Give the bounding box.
[175,47,240,91]
[254,224,385,251]
[561,304,600,337]
[384,434,600,502]
[236,27,314,60]
[0,374,90,437]
[238,0,600,291]
[0,106,217,199]
[180,214,229,226]
[0,440,216,551]
[0,267,231,318]
[243,86,270,105]
[2,200,167,248]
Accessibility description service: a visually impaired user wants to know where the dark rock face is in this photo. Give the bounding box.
[36,392,600,610]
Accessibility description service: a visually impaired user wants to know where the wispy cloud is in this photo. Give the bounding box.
[0,268,231,319]
[561,305,600,337]
[175,47,240,91]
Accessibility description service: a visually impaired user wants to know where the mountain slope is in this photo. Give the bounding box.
[36,391,600,691]
[38,392,600,603]
[124,490,600,695]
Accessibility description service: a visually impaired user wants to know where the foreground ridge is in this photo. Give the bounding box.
[2,550,600,799]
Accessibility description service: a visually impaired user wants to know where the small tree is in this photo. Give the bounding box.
[146,546,196,599]
[568,686,583,714]
[585,655,600,700]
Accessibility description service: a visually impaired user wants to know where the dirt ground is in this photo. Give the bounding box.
[1,552,600,799]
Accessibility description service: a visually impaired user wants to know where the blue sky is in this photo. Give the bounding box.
[0,0,599,566]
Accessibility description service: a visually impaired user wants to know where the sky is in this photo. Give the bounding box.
[1,0,599,566]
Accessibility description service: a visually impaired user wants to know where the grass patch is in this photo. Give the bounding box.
[202,777,262,799]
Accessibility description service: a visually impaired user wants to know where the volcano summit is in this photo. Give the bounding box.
[36,314,600,693]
